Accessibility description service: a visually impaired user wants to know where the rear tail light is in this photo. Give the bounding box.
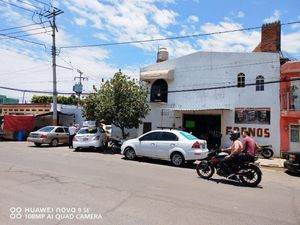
[192,141,201,148]
[40,134,47,138]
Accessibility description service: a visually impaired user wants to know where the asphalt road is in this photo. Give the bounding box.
[0,142,299,225]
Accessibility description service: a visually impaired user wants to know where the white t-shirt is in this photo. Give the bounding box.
[69,126,76,135]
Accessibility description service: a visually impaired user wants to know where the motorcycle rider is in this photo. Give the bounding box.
[242,130,259,157]
[221,130,244,178]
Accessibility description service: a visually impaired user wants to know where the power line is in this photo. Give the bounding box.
[60,21,300,49]
[0,85,86,95]
[0,0,44,16]
[16,0,44,11]
[168,77,300,93]
[30,0,51,7]
[0,22,48,32]
[1,77,300,96]
[0,31,50,41]
[0,26,51,35]
[0,32,46,47]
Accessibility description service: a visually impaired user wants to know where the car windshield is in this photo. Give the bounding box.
[78,127,98,134]
[178,131,198,140]
[38,126,55,132]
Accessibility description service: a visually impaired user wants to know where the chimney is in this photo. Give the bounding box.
[156,47,169,63]
[253,21,281,53]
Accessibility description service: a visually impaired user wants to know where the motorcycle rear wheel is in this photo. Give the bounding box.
[239,164,262,187]
[261,148,273,159]
[196,161,215,179]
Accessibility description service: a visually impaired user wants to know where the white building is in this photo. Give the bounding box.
[139,51,281,156]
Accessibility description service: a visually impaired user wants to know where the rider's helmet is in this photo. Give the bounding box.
[229,130,240,141]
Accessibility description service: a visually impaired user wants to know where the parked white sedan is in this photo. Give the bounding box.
[73,127,107,151]
[121,129,209,166]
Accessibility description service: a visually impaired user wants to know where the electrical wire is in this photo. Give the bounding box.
[0,26,51,35]
[59,21,300,49]
[16,0,44,11]
[30,0,51,7]
[0,32,47,47]
[1,77,300,96]
[0,0,44,16]
[0,22,48,32]
[0,31,50,40]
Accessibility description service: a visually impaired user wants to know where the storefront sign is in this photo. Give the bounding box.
[226,126,270,138]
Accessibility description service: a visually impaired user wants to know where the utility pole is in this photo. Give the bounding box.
[73,69,88,107]
[45,8,63,125]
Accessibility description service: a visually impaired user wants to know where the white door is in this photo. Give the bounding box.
[136,132,159,157]
[155,132,179,159]
[290,124,300,152]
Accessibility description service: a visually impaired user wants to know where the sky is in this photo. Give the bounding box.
[0,0,300,102]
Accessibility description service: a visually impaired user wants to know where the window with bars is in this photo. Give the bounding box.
[150,79,168,102]
[237,73,245,88]
[291,125,300,143]
[256,75,264,91]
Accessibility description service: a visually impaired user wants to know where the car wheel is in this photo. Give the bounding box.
[50,138,59,147]
[34,142,41,147]
[171,152,185,167]
[124,147,136,160]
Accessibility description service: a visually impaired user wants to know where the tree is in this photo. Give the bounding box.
[82,70,150,139]
[31,95,78,105]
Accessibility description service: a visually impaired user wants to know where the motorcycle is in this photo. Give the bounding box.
[110,138,124,153]
[256,145,274,159]
[196,149,262,187]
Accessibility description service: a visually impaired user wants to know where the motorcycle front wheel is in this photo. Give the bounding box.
[239,164,262,187]
[196,161,215,179]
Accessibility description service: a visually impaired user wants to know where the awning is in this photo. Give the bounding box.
[140,69,174,81]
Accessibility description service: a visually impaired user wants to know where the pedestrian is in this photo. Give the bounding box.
[242,130,259,157]
[68,123,76,149]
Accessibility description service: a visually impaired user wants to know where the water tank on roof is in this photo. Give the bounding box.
[156,47,169,63]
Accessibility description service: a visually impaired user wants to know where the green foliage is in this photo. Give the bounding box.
[31,95,78,105]
[82,70,150,138]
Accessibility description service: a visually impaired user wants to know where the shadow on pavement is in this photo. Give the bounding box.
[73,147,119,155]
[197,177,263,189]
[285,170,300,177]
[121,156,196,170]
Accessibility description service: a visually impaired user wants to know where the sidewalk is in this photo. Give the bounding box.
[257,157,285,168]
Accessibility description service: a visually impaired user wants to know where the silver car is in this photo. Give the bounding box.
[73,127,107,151]
[27,126,69,147]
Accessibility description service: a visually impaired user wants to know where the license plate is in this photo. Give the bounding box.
[83,138,88,141]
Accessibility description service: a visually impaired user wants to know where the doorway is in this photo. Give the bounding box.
[183,114,221,149]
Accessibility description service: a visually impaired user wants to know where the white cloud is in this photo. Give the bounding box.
[152,9,177,28]
[63,0,177,52]
[74,18,87,26]
[187,15,199,23]
[282,32,300,54]
[197,21,260,52]
[264,10,281,23]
